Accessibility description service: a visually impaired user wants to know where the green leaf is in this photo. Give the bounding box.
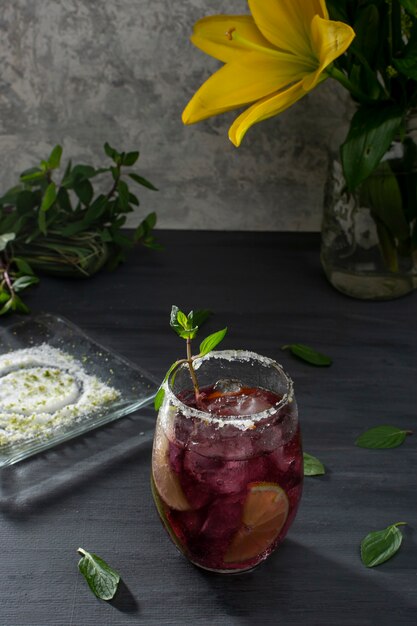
[40,182,57,212]
[189,309,211,328]
[281,344,332,366]
[47,145,63,169]
[361,523,407,568]
[104,142,119,162]
[393,23,417,80]
[11,294,29,314]
[355,425,412,449]
[303,452,325,476]
[359,163,410,242]
[170,305,186,336]
[154,387,165,411]
[134,212,157,243]
[20,168,45,183]
[0,290,9,304]
[154,360,183,410]
[12,275,39,292]
[117,180,130,211]
[399,0,417,17]
[122,151,140,166]
[199,328,227,356]
[14,257,34,276]
[0,232,16,252]
[85,195,108,223]
[0,297,14,315]
[77,548,120,601]
[177,310,189,329]
[341,105,404,191]
[128,172,158,191]
[16,189,37,212]
[128,192,139,206]
[73,179,94,205]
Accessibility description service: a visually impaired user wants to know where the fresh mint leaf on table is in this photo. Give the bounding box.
[303,452,325,476]
[155,306,227,410]
[355,425,412,449]
[361,523,407,568]
[77,548,120,600]
[281,344,332,366]
[0,142,158,316]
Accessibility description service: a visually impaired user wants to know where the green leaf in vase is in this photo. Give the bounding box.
[77,548,120,601]
[281,344,332,366]
[361,523,407,568]
[341,104,404,191]
[303,452,325,476]
[355,425,412,449]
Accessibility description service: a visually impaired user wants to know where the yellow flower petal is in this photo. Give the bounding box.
[228,77,326,147]
[248,0,327,59]
[302,16,355,90]
[182,52,309,125]
[191,15,276,63]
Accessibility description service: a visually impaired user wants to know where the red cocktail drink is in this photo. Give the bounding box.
[152,351,303,573]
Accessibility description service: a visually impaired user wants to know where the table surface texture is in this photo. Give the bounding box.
[0,230,416,626]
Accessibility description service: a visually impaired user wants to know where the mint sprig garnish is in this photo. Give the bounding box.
[77,548,120,600]
[154,305,227,410]
[360,523,407,568]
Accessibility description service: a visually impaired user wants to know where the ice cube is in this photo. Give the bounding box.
[213,379,243,393]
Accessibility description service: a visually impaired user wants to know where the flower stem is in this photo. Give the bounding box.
[326,66,372,103]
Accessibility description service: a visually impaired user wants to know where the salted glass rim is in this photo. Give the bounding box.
[163,349,294,429]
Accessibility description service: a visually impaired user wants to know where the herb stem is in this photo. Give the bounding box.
[186,337,200,400]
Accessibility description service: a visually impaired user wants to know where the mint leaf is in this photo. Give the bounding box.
[128,172,158,191]
[303,452,325,476]
[12,275,39,292]
[77,548,120,600]
[154,360,183,410]
[199,328,227,356]
[0,233,16,252]
[361,523,407,568]
[169,305,199,339]
[47,145,63,170]
[355,425,412,449]
[154,387,165,411]
[40,182,57,213]
[189,309,211,328]
[281,344,332,366]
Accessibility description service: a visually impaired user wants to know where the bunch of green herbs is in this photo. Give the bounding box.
[0,143,159,315]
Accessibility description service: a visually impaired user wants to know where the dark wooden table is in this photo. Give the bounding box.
[1,231,416,626]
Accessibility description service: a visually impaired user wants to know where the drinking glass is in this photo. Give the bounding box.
[151,350,303,573]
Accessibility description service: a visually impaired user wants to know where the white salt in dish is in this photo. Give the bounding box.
[0,344,119,446]
[0,313,158,466]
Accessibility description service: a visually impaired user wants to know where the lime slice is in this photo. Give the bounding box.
[224,481,289,563]
[152,428,190,511]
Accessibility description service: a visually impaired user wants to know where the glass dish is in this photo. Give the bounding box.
[0,313,158,466]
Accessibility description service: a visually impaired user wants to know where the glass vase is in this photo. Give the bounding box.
[151,350,303,574]
[320,114,417,300]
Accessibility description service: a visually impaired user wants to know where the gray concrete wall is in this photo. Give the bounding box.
[0,0,354,231]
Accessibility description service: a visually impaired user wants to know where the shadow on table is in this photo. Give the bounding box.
[0,411,155,516]
[196,538,417,625]
[110,579,140,615]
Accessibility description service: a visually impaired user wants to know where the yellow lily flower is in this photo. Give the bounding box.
[182,0,355,146]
